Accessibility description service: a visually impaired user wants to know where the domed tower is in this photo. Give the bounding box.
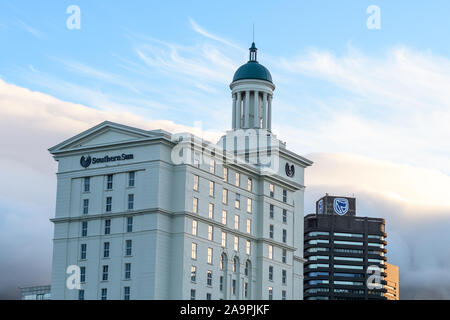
[230,43,275,131]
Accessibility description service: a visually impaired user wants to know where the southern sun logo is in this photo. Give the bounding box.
[333,198,349,216]
[80,155,92,168]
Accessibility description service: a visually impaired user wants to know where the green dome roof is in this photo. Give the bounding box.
[232,42,273,83]
[232,61,273,83]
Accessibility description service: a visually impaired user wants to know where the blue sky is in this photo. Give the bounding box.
[1,1,450,299]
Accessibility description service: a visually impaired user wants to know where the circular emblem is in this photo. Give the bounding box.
[80,155,92,168]
[333,198,349,216]
[285,163,295,177]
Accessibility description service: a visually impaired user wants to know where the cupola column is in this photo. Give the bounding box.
[245,91,250,128]
[235,92,242,129]
[232,93,236,129]
[267,95,272,131]
[262,92,268,129]
[254,91,260,128]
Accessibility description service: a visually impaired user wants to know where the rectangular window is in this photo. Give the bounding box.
[128,194,134,210]
[269,204,274,219]
[268,287,273,300]
[125,239,132,256]
[103,242,110,258]
[78,290,84,300]
[104,219,111,235]
[232,280,236,295]
[246,240,251,255]
[282,249,287,264]
[128,172,135,187]
[247,198,252,213]
[190,289,196,300]
[80,266,86,283]
[193,175,199,191]
[222,189,228,205]
[124,263,131,279]
[191,266,197,282]
[269,225,274,239]
[80,244,87,260]
[127,216,133,233]
[207,270,213,286]
[193,197,198,213]
[206,293,211,300]
[101,288,107,300]
[81,221,88,237]
[235,193,240,209]
[283,209,287,223]
[192,220,198,236]
[268,245,273,260]
[235,172,240,187]
[269,266,273,281]
[283,189,287,203]
[244,282,248,298]
[221,232,226,247]
[234,236,239,252]
[84,177,90,192]
[246,219,251,234]
[269,184,274,197]
[191,243,197,260]
[247,178,252,192]
[220,276,223,291]
[124,287,130,300]
[106,197,112,212]
[209,181,215,197]
[282,269,287,284]
[222,210,227,225]
[193,152,200,168]
[83,199,89,215]
[283,229,287,243]
[234,215,240,230]
[102,265,109,281]
[223,167,228,182]
[207,247,213,264]
[210,159,215,174]
[208,203,214,219]
[208,225,213,241]
[107,174,113,190]
[282,290,286,300]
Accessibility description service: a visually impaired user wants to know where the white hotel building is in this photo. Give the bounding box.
[48,43,313,300]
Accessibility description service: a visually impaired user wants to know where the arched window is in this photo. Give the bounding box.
[233,257,239,273]
[245,260,251,276]
[220,253,227,271]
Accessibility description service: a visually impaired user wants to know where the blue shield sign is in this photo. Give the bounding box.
[333,198,349,216]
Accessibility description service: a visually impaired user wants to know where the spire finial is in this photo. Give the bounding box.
[253,23,255,43]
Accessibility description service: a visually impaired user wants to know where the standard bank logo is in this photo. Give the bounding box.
[80,155,92,168]
[333,198,349,216]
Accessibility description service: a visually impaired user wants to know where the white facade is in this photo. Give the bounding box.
[48,45,312,300]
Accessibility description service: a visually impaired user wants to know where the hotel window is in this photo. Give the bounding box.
[220,254,224,270]
[83,199,89,215]
[106,197,112,212]
[219,276,223,291]
[245,261,249,276]
[209,181,215,197]
[268,266,273,281]
[282,209,287,223]
[232,280,236,295]
[101,288,107,300]
[193,175,199,191]
[282,290,286,300]
[268,287,273,300]
[246,240,251,255]
[84,177,90,192]
[125,239,132,256]
[234,215,240,230]
[194,152,200,168]
[193,197,198,213]
[206,293,212,300]
[104,219,111,235]
[268,245,273,260]
[283,189,287,203]
[128,194,134,210]
[124,263,131,279]
[127,216,133,232]
[283,229,287,243]
[191,243,197,260]
[190,266,197,282]
[282,249,287,264]
[269,204,274,219]
[234,172,240,187]
[247,178,252,192]
[124,287,130,300]
[235,193,240,209]
[103,242,110,258]
[222,189,228,204]
[190,289,196,300]
[233,258,238,273]
[81,221,88,237]
[107,174,113,190]
[192,220,198,236]
[207,247,213,264]
[221,210,227,225]
[247,198,252,213]
[269,184,274,197]
[80,244,87,260]
[210,159,215,174]
[207,270,213,286]
[208,225,213,241]
[244,282,248,298]
[102,265,109,281]
[223,167,228,182]
[246,219,251,234]
[234,236,239,252]
[128,172,135,187]
[221,232,226,247]
[208,203,214,219]
[269,225,274,239]
[78,290,84,300]
[282,269,287,285]
[80,266,86,283]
